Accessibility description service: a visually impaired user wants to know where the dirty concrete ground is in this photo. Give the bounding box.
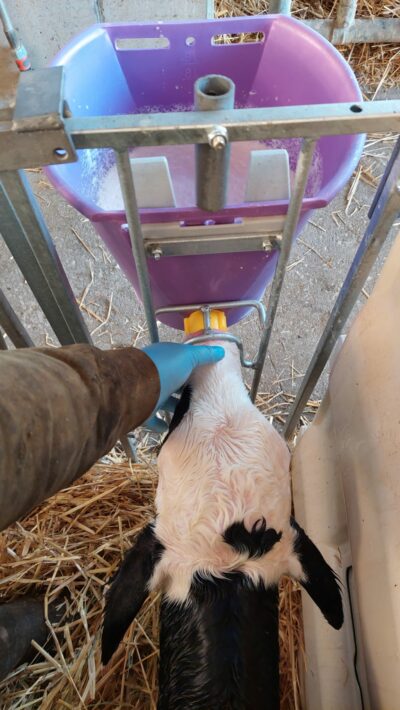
[0,100,399,431]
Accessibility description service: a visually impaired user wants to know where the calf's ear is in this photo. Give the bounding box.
[291,518,344,630]
[101,524,164,664]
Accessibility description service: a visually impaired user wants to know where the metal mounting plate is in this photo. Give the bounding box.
[0,67,77,171]
[138,216,284,257]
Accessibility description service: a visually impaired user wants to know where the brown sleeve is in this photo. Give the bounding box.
[0,345,159,531]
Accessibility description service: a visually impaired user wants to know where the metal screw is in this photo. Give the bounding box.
[208,125,228,150]
[152,248,163,260]
[210,133,226,150]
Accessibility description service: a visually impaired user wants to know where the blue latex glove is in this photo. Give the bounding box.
[142,342,225,432]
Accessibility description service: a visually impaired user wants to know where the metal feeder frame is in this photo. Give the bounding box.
[0,65,400,439]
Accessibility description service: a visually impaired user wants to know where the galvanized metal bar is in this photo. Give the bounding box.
[194,75,235,212]
[156,299,266,326]
[146,233,282,258]
[0,328,8,350]
[250,138,317,401]
[0,0,30,72]
[157,299,266,367]
[307,17,400,44]
[120,434,138,462]
[202,306,212,331]
[336,0,357,29]
[284,145,400,440]
[0,0,14,38]
[115,151,159,343]
[0,286,34,347]
[269,0,292,13]
[144,216,285,258]
[68,100,400,150]
[368,136,400,219]
[0,170,90,345]
[186,331,254,368]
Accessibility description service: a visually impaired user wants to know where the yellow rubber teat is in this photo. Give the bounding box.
[184,309,228,335]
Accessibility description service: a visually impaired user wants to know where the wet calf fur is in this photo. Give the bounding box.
[102,343,343,708]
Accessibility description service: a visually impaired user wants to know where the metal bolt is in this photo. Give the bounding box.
[262,241,272,252]
[208,125,228,150]
[210,133,227,150]
[152,248,163,260]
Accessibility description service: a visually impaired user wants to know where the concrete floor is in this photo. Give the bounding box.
[0,97,399,415]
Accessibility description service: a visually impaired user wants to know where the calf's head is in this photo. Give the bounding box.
[102,343,343,665]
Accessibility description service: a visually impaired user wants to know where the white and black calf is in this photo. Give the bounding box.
[102,343,343,709]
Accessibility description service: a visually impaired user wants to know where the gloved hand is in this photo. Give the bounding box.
[142,342,225,432]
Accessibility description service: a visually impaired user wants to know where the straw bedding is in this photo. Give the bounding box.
[215,1,400,91]
[1,2,397,707]
[0,392,312,709]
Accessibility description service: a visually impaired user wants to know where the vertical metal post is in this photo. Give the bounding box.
[115,151,158,458]
[115,150,159,343]
[0,287,34,347]
[120,434,138,462]
[284,144,400,440]
[0,329,7,350]
[0,0,30,70]
[336,0,357,29]
[334,0,357,42]
[194,75,235,212]
[250,138,316,401]
[0,171,90,345]
[269,0,292,14]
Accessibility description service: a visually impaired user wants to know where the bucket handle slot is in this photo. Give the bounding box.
[114,37,170,51]
[211,32,265,46]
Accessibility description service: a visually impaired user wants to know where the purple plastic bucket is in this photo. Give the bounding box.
[46,15,364,330]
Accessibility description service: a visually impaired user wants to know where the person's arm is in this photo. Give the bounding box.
[0,342,224,531]
[0,344,159,531]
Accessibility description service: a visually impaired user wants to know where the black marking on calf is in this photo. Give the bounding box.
[291,517,344,630]
[162,385,192,446]
[158,573,279,710]
[101,524,164,665]
[223,518,282,559]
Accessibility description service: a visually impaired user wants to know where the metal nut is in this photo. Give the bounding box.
[152,248,163,260]
[208,125,228,150]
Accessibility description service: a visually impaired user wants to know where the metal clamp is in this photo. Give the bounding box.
[156,299,266,368]
[143,217,285,259]
[0,66,77,170]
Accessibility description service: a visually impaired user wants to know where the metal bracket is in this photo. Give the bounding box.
[0,66,77,170]
[138,217,284,258]
[156,299,266,368]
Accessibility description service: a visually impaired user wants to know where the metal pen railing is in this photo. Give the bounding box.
[115,150,159,343]
[250,138,316,400]
[269,0,400,44]
[284,136,400,438]
[0,286,33,348]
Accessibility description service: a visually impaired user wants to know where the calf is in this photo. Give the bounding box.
[102,342,343,709]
